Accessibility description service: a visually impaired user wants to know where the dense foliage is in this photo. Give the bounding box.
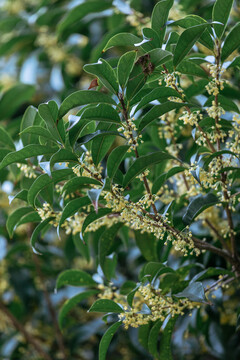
[1,0,240,359]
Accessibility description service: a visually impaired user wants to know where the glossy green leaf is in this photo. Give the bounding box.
[50,148,79,170]
[57,1,110,33]
[103,33,142,52]
[139,102,184,131]
[59,90,116,118]
[30,217,54,253]
[190,267,233,283]
[123,151,176,188]
[77,129,123,145]
[38,100,65,144]
[148,48,172,67]
[175,282,207,303]
[0,145,57,170]
[7,207,33,238]
[0,84,35,120]
[117,51,137,88]
[159,316,177,360]
[0,126,15,149]
[213,0,234,39]
[92,123,117,166]
[58,290,99,331]
[58,196,91,230]
[152,166,186,194]
[176,60,209,78]
[20,126,56,142]
[81,104,121,124]
[135,231,158,261]
[84,59,118,94]
[20,106,39,146]
[183,193,219,225]
[61,176,102,196]
[173,24,208,67]
[89,299,124,313]
[99,321,122,360]
[28,169,72,207]
[135,88,181,113]
[56,269,96,289]
[221,22,240,62]
[151,0,174,46]
[99,223,123,279]
[107,145,130,179]
[81,208,112,237]
[148,319,163,358]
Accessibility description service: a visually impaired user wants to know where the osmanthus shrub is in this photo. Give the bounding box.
[1,0,240,358]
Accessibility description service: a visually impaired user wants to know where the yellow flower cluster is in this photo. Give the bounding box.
[161,71,182,91]
[205,64,225,96]
[118,284,196,329]
[118,118,143,152]
[179,110,202,126]
[36,27,83,76]
[72,152,103,180]
[206,101,225,119]
[227,115,240,155]
[17,163,37,179]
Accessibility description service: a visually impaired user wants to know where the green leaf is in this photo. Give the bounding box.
[57,1,110,33]
[87,188,102,213]
[59,90,116,119]
[183,193,219,225]
[152,166,186,194]
[0,84,35,120]
[81,208,112,237]
[0,126,15,150]
[159,316,177,360]
[135,231,158,261]
[38,101,65,144]
[7,207,33,238]
[9,189,28,205]
[190,267,233,283]
[172,15,214,50]
[221,22,240,62]
[99,322,122,360]
[0,145,57,170]
[99,223,123,280]
[147,48,173,67]
[175,282,207,303]
[20,126,56,142]
[58,290,99,331]
[77,129,123,145]
[28,169,72,207]
[84,59,119,94]
[81,104,121,125]
[138,324,151,350]
[89,299,124,313]
[148,319,163,358]
[92,123,117,166]
[73,233,90,261]
[30,217,54,253]
[140,262,175,283]
[173,24,209,67]
[20,106,38,146]
[58,196,91,230]
[139,102,184,131]
[204,94,239,113]
[62,176,102,196]
[56,269,96,289]
[117,51,137,88]
[135,88,181,113]
[213,0,234,39]
[151,0,174,46]
[103,33,142,52]
[176,60,209,78]
[107,145,130,180]
[123,151,176,188]
[50,148,79,170]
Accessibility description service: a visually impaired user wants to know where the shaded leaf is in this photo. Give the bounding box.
[151,0,174,46]
[58,196,91,229]
[183,193,219,225]
[221,22,240,62]
[99,322,122,360]
[175,282,207,303]
[7,207,33,238]
[117,51,137,88]
[56,269,96,289]
[213,0,234,39]
[107,145,130,179]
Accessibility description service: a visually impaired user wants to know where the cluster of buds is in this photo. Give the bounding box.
[17,163,37,179]
[37,203,61,227]
[205,64,225,96]
[72,152,103,180]
[206,101,225,119]
[179,110,202,126]
[118,284,196,329]
[227,115,240,155]
[118,118,143,152]
[161,71,183,93]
